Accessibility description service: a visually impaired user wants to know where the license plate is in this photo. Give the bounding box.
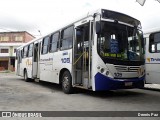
[125,82,133,86]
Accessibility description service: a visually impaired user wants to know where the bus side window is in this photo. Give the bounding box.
[28,43,33,57]
[157,43,160,52]
[49,32,59,52]
[151,44,155,52]
[23,46,28,58]
[41,36,50,54]
[21,49,23,58]
[20,50,22,63]
[60,26,73,50]
[15,50,18,60]
[17,50,21,64]
[149,32,160,53]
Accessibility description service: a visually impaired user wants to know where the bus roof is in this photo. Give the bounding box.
[144,27,160,35]
[17,8,141,50]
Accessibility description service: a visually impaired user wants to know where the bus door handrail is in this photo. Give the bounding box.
[73,51,86,65]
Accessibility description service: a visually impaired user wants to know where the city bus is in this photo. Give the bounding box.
[15,9,145,94]
[144,28,160,84]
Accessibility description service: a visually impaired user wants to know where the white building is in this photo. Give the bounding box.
[0,31,35,71]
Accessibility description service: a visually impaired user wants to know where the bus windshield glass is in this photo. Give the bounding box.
[97,21,144,64]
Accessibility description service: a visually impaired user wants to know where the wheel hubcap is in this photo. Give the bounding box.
[63,76,69,89]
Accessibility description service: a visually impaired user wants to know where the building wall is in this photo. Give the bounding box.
[24,32,35,43]
[0,32,23,43]
[0,31,35,71]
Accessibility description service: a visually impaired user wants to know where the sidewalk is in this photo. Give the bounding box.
[144,84,160,91]
[0,70,15,73]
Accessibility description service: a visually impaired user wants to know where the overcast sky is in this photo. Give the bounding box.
[0,0,160,37]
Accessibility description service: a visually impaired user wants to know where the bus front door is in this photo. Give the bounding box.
[73,22,92,89]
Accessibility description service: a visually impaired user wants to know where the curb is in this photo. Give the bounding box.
[144,84,160,91]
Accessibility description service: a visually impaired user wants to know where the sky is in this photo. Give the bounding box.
[0,0,160,37]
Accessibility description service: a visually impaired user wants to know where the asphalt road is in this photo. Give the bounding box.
[0,73,160,120]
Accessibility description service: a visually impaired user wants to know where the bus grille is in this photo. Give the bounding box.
[114,65,140,72]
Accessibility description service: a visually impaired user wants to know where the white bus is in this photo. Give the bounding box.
[15,9,145,94]
[144,29,160,84]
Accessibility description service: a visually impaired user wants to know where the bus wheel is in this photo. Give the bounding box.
[62,71,73,94]
[24,70,29,82]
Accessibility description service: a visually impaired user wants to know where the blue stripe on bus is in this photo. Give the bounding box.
[95,73,145,91]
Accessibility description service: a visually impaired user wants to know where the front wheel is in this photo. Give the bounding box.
[62,71,73,94]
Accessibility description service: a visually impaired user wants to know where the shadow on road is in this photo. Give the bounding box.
[17,77,160,103]
[25,78,146,97]
[83,89,144,97]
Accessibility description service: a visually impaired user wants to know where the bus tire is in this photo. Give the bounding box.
[62,71,73,94]
[24,70,30,82]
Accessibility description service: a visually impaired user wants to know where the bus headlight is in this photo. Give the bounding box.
[106,71,109,76]
[100,68,105,73]
[97,66,111,77]
[97,66,100,69]
[138,67,145,76]
[141,67,145,76]
[137,68,141,77]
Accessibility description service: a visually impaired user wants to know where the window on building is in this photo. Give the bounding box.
[11,58,15,67]
[0,36,9,41]
[149,32,160,53]
[23,46,28,58]
[14,49,17,53]
[61,26,73,50]
[1,49,9,53]
[49,32,59,52]
[28,43,33,57]
[15,36,23,41]
[42,36,49,54]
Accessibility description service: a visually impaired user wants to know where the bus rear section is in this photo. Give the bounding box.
[144,29,160,84]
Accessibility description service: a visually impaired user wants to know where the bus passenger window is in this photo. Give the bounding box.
[149,32,160,53]
[28,44,33,57]
[151,44,155,52]
[157,43,160,52]
[50,32,59,52]
[23,46,28,58]
[61,26,73,50]
[42,36,49,54]
[21,50,23,58]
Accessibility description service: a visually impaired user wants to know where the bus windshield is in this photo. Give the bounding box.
[97,21,144,64]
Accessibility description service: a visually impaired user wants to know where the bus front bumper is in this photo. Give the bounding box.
[95,73,145,91]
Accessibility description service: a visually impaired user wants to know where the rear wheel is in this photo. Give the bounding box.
[62,71,73,94]
[24,70,30,82]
